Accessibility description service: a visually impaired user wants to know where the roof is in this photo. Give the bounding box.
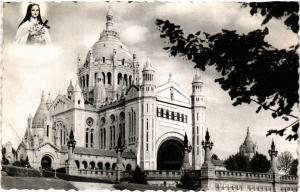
[32,92,49,129]
[60,146,136,159]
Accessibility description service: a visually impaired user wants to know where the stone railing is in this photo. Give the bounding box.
[78,169,117,179]
[215,170,273,181]
[145,170,182,180]
[280,175,298,183]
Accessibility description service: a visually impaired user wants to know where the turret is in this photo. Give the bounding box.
[140,58,157,170]
[67,80,74,99]
[46,93,52,109]
[73,82,84,108]
[141,58,155,97]
[268,140,279,174]
[191,69,206,169]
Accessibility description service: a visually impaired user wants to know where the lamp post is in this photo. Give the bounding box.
[66,129,76,175]
[181,132,192,171]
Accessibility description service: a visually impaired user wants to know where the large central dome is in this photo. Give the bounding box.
[85,8,132,63]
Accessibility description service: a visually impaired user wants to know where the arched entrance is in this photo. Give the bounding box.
[157,139,184,170]
[41,156,52,169]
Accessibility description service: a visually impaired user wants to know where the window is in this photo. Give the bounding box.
[166,110,169,119]
[102,57,105,63]
[181,114,184,122]
[46,125,49,137]
[122,59,125,65]
[85,129,89,148]
[107,72,112,84]
[90,129,94,148]
[171,112,175,120]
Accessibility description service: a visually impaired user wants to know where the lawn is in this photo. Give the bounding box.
[1,176,77,190]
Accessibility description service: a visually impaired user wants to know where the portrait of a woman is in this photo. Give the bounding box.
[15,3,51,45]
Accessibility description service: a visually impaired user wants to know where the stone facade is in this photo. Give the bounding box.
[17,8,205,172]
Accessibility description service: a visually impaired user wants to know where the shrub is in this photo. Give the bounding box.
[177,172,195,190]
[3,165,41,177]
[130,166,147,184]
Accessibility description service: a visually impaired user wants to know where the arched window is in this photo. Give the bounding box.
[107,72,112,84]
[82,76,85,88]
[105,162,110,170]
[126,164,132,171]
[124,74,128,86]
[75,160,80,169]
[171,112,175,120]
[118,73,122,85]
[102,72,106,84]
[166,110,169,119]
[122,59,125,65]
[82,161,88,169]
[94,73,98,86]
[97,162,103,170]
[86,74,89,87]
[112,163,117,170]
[90,129,94,148]
[85,128,89,148]
[161,108,164,117]
[46,125,49,137]
[90,161,95,169]
[129,75,132,85]
[181,114,185,122]
[102,57,105,63]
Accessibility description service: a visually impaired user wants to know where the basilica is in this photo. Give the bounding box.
[17,8,206,171]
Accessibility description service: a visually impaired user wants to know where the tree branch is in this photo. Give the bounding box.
[250,99,298,119]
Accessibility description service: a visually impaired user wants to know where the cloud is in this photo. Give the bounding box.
[120,25,149,45]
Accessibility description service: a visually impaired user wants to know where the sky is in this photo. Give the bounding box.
[2,2,298,160]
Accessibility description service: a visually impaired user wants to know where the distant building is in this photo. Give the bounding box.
[239,127,257,159]
[3,141,16,163]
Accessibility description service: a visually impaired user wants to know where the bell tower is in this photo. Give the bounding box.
[191,69,206,169]
[140,58,156,170]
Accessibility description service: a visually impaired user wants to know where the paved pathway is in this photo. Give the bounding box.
[70,181,116,190]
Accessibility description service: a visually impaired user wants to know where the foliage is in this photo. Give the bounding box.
[177,172,196,190]
[225,153,250,172]
[277,151,294,174]
[289,159,298,176]
[2,147,9,165]
[212,154,220,160]
[250,153,270,173]
[155,2,299,141]
[129,166,147,184]
[225,153,270,173]
[243,2,299,33]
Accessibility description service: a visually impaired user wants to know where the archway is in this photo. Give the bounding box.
[157,139,184,170]
[41,156,52,169]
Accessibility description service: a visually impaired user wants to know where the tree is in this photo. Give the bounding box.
[289,159,298,176]
[130,165,147,184]
[224,153,250,172]
[177,172,195,190]
[211,153,220,160]
[250,153,270,173]
[156,2,299,141]
[277,151,294,174]
[1,147,9,165]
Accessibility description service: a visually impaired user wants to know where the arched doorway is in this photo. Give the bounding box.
[157,139,184,170]
[41,156,52,169]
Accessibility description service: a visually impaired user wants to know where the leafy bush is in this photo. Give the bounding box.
[225,152,270,173]
[129,166,147,184]
[177,172,195,190]
[3,165,41,177]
